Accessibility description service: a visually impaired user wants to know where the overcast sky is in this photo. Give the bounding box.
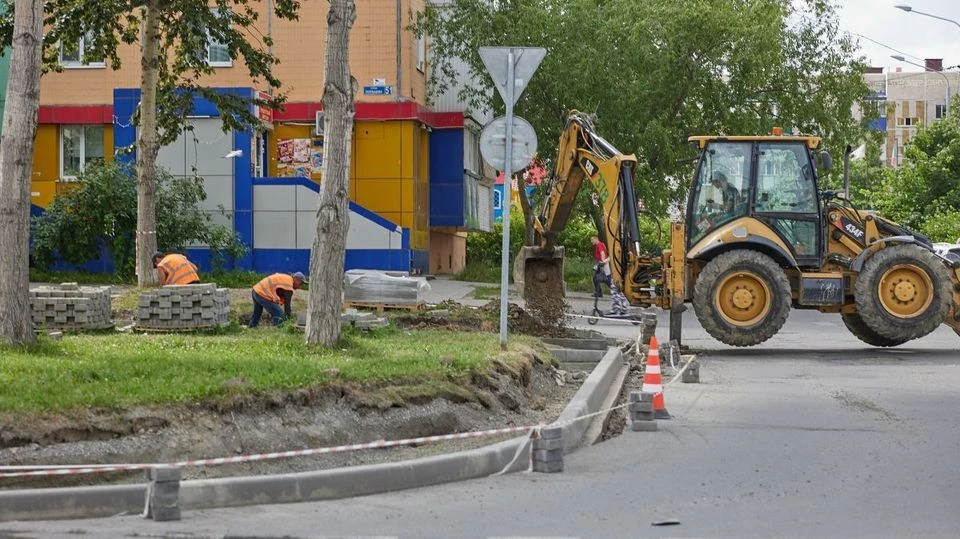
[836,0,960,70]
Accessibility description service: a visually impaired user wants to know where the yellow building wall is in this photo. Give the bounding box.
[39,1,427,106]
[30,124,114,209]
[267,118,430,251]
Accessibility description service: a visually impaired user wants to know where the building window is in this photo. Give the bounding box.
[60,31,105,68]
[201,8,232,67]
[493,188,502,211]
[60,125,105,179]
[936,104,947,119]
[895,117,918,127]
[416,34,426,73]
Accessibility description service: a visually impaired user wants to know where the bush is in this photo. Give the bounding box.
[31,162,247,277]
[465,212,525,266]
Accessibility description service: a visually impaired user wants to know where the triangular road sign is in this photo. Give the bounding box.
[479,47,547,106]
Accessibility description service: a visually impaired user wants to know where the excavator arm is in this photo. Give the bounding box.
[517,111,646,302]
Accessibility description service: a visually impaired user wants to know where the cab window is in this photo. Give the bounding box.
[689,142,752,245]
[755,142,817,213]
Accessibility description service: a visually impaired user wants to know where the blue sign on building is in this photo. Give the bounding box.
[363,85,393,96]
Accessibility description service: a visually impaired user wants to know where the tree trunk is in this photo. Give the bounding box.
[135,1,161,288]
[0,0,43,345]
[516,172,536,246]
[305,0,356,347]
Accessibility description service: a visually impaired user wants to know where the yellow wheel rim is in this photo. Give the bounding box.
[877,264,933,318]
[715,272,772,327]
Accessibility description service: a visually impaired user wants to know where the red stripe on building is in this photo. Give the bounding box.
[37,102,464,129]
[275,102,463,129]
[38,105,113,124]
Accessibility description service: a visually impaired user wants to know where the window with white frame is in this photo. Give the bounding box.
[936,104,947,119]
[60,31,105,68]
[416,32,426,73]
[205,8,232,67]
[60,125,105,179]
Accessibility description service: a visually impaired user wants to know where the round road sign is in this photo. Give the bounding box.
[479,115,538,173]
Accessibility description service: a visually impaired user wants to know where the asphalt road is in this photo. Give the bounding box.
[6,309,960,538]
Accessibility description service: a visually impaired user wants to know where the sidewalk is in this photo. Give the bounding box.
[423,275,596,306]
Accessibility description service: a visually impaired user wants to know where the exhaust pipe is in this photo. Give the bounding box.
[843,144,852,199]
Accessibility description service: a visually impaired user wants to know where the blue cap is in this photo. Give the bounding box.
[292,271,307,283]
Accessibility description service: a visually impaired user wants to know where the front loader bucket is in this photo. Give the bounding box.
[514,246,566,300]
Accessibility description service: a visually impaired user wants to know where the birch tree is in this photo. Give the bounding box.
[306,0,355,347]
[0,0,43,345]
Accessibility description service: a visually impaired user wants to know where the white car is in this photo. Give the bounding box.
[933,242,960,264]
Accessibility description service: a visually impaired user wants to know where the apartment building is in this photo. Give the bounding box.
[31,1,493,275]
[860,59,960,167]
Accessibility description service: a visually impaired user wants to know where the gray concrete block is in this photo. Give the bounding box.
[532,460,564,473]
[629,401,654,413]
[146,467,181,483]
[629,391,642,402]
[631,410,655,422]
[147,504,180,522]
[631,419,658,432]
[532,448,564,462]
[683,359,700,383]
[531,437,564,451]
[539,426,563,440]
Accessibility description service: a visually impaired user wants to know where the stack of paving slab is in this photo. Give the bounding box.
[30,283,112,330]
[136,283,230,330]
[343,269,430,305]
[342,308,389,329]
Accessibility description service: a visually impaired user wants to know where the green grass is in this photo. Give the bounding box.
[455,262,506,283]
[0,329,540,414]
[473,285,501,299]
[29,269,134,285]
[456,257,596,293]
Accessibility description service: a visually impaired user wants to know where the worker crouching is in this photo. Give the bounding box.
[249,272,306,327]
[152,251,200,286]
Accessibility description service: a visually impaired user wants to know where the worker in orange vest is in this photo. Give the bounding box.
[152,252,200,286]
[249,272,306,327]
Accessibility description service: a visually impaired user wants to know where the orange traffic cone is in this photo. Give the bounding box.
[642,336,670,419]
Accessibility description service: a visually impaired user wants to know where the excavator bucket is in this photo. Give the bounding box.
[514,246,566,300]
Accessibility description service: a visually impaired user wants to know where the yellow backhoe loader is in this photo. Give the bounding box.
[518,110,960,347]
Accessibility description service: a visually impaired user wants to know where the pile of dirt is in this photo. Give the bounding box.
[0,346,580,489]
[480,299,574,338]
[394,300,575,338]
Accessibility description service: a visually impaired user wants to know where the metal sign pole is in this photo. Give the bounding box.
[499,49,516,350]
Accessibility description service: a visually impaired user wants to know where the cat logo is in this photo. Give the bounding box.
[580,158,597,177]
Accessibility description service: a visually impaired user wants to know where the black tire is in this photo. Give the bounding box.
[693,250,791,347]
[854,244,951,342]
[587,308,600,325]
[841,313,909,347]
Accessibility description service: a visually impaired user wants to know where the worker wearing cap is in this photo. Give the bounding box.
[249,272,306,327]
[152,251,200,286]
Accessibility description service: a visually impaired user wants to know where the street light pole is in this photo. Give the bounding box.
[894,5,960,31]
[892,55,951,117]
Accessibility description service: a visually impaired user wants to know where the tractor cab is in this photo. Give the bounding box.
[685,132,826,269]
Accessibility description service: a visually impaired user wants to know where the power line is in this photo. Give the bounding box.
[843,30,925,63]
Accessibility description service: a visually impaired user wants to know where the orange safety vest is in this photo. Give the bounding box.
[253,273,295,304]
[157,254,199,286]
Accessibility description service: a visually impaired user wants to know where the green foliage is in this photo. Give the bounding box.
[30,162,247,277]
[0,0,301,142]
[465,212,526,266]
[846,108,960,243]
[414,0,868,214]
[0,330,540,413]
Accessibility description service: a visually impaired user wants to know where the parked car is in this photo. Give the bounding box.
[933,242,960,263]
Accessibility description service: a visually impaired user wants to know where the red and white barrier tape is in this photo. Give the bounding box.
[0,352,697,479]
[0,424,542,478]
